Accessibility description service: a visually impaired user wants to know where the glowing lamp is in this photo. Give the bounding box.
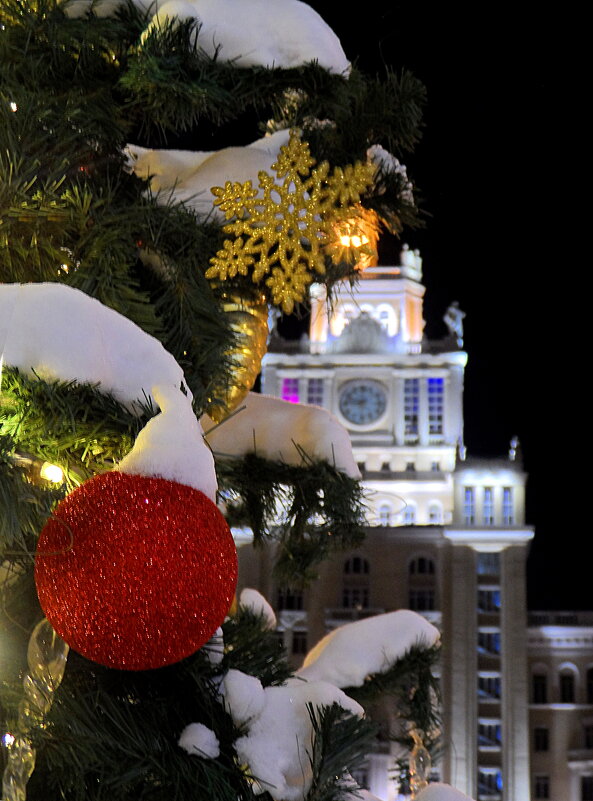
[329,206,379,271]
[39,462,64,484]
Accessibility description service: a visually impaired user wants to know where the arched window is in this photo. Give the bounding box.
[428,502,442,524]
[559,665,577,704]
[375,303,398,336]
[342,556,370,609]
[402,503,416,525]
[378,504,391,526]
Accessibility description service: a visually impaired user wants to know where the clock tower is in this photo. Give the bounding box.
[242,245,533,801]
[262,245,466,528]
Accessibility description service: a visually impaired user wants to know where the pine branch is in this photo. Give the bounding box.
[26,652,253,801]
[0,436,65,555]
[216,453,367,586]
[344,644,441,747]
[0,368,150,487]
[306,703,376,801]
[222,607,292,687]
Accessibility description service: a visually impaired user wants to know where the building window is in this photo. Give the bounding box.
[534,775,549,799]
[404,378,419,442]
[478,589,501,612]
[483,487,494,525]
[477,552,500,576]
[532,673,547,704]
[378,504,391,526]
[403,504,416,524]
[277,588,303,611]
[343,557,370,610]
[584,724,593,749]
[464,487,475,525]
[409,557,435,576]
[431,461,441,472]
[428,503,442,524]
[307,378,324,406]
[291,631,308,655]
[281,377,300,403]
[427,377,444,437]
[342,587,369,609]
[534,727,549,752]
[478,721,502,747]
[583,776,593,801]
[478,674,501,700]
[478,630,501,655]
[560,671,575,703]
[375,303,397,336]
[408,589,435,611]
[409,557,436,612]
[502,486,514,525]
[478,769,502,796]
[587,668,593,703]
[344,557,369,575]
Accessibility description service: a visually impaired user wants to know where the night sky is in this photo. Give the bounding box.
[307,3,583,610]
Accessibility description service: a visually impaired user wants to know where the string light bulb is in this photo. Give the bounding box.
[9,453,65,486]
[39,462,64,484]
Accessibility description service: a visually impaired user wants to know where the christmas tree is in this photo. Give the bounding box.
[0,1,474,799]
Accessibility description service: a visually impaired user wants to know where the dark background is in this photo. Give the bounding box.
[307,3,583,609]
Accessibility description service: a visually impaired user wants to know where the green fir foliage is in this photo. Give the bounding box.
[345,644,441,745]
[25,650,251,801]
[216,452,367,586]
[307,704,377,801]
[0,368,149,487]
[0,0,437,798]
[222,606,292,687]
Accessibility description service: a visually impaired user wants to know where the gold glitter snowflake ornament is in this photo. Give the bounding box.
[206,132,375,313]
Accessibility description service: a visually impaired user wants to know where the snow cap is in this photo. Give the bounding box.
[141,0,350,74]
[203,392,361,479]
[232,677,363,801]
[0,283,188,411]
[0,284,218,499]
[118,384,217,501]
[126,130,291,223]
[222,669,266,726]
[239,588,277,629]
[297,610,440,687]
[178,722,220,759]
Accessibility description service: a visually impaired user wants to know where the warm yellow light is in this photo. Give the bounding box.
[338,233,369,249]
[328,206,379,272]
[39,462,64,484]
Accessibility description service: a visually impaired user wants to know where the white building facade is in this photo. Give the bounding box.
[238,248,544,799]
[527,611,593,801]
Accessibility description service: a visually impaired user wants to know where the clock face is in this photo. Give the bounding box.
[338,380,387,425]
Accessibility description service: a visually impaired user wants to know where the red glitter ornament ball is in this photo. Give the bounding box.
[35,471,237,670]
